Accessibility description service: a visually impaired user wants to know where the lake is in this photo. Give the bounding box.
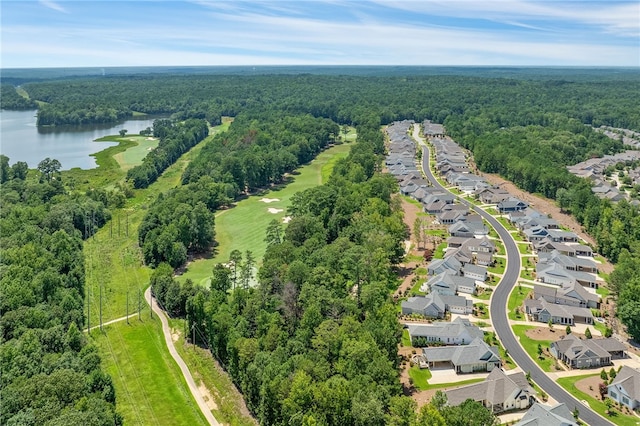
[0,110,162,170]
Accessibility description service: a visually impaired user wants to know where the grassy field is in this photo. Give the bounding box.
[409,366,483,391]
[511,325,555,372]
[93,318,208,426]
[176,141,354,286]
[508,286,531,321]
[557,374,639,426]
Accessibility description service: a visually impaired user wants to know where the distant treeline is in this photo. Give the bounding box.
[4,73,638,131]
[0,84,37,110]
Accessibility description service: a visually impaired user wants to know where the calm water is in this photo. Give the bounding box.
[0,110,161,169]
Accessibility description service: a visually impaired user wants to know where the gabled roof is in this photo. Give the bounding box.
[407,317,483,341]
[551,334,612,360]
[445,368,532,407]
[515,403,578,426]
[609,366,640,401]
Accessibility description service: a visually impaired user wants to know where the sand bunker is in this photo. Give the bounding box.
[282,216,292,223]
[268,208,284,214]
[260,198,280,203]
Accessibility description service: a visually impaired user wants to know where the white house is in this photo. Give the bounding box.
[608,366,640,410]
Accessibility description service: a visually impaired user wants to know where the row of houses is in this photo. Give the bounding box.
[567,150,640,204]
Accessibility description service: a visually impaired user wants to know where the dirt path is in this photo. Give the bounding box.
[145,288,220,426]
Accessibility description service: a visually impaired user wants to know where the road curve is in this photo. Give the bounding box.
[412,125,612,426]
[145,287,220,426]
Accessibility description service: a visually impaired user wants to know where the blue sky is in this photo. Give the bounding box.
[1,0,638,68]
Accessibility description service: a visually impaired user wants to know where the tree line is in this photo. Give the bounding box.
[0,156,120,425]
[126,118,209,189]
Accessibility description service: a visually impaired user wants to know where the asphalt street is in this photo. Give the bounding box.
[417,139,613,426]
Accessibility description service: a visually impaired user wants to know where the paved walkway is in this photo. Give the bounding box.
[145,288,220,426]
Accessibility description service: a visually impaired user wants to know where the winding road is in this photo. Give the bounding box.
[412,124,613,426]
[145,287,220,426]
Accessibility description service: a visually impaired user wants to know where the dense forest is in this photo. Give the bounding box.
[0,156,119,425]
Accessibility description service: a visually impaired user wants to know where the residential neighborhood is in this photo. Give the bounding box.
[388,120,640,425]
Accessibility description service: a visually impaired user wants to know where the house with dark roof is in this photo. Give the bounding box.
[445,368,535,413]
[550,334,626,369]
[608,366,640,410]
[422,337,501,374]
[524,297,594,325]
[534,238,593,257]
[475,186,511,204]
[406,317,483,346]
[448,220,488,238]
[497,197,529,213]
[514,403,578,426]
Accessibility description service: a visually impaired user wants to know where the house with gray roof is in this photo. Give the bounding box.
[422,337,501,374]
[538,250,598,273]
[444,246,474,267]
[423,120,445,138]
[550,334,626,369]
[445,368,534,413]
[423,271,477,295]
[427,257,462,276]
[533,283,600,309]
[401,294,446,319]
[536,263,598,289]
[608,366,640,410]
[497,197,529,213]
[546,229,579,243]
[524,226,549,242]
[534,238,593,257]
[514,403,578,426]
[448,220,488,238]
[406,317,483,346]
[475,186,511,204]
[463,263,488,282]
[524,297,594,325]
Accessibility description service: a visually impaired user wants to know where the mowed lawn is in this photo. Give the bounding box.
[177,141,353,286]
[113,136,159,171]
[93,318,207,426]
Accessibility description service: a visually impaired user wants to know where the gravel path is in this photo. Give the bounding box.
[145,288,220,426]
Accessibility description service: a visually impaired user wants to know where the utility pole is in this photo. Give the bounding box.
[87,286,90,333]
[192,324,196,348]
[99,283,103,331]
[138,288,141,320]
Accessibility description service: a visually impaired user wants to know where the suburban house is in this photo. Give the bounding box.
[423,271,477,295]
[448,220,488,238]
[475,186,511,204]
[406,317,484,346]
[462,263,488,282]
[550,334,627,369]
[547,229,579,243]
[514,403,578,426]
[536,263,599,289]
[497,197,529,213]
[423,120,446,138]
[534,238,593,257]
[533,283,600,309]
[427,257,462,276]
[445,368,535,413]
[524,297,594,325]
[523,226,549,242]
[608,366,640,410]
[445,246,474,266]
[401,293,473,318]
[402,294,445,319]
[421,337,501,373]
[538,250,598,273]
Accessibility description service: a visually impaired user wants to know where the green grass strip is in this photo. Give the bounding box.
[93,318,208,426]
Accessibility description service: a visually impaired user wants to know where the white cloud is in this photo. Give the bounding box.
[39,0,67,13]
